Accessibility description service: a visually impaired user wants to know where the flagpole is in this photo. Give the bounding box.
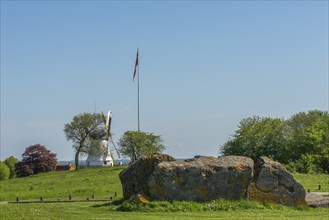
[137,48,140,131]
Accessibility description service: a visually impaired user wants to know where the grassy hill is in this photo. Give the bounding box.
[0,166,328,219]
[0,166,125,202]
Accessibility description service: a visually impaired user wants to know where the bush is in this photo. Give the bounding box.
[0,161,10,181]
[285,162,297,173]
[116,199,299,212]
[4,156,19,179]
[294,154,317,174]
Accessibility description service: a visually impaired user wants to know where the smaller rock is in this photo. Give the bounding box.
[306,193,329,208]
[247,157,307,206]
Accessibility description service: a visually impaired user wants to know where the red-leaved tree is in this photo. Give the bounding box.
[15,144,57,177]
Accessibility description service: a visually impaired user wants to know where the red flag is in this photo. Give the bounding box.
[133,49,139,81]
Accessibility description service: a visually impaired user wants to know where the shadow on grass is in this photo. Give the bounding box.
[91,198,125,208]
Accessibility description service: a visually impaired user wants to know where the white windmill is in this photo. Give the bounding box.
[86,110,120,167]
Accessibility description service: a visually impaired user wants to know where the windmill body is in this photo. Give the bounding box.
[86,140,114,167]
[86,111,119,167]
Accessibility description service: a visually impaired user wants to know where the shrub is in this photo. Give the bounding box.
[0,161,10,181]
[4,156,19,179]
[294,154,317,174]
[115,199,302,212]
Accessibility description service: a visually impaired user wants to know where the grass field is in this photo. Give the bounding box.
[0,166,124,202]
[293,173,329,192]
[0,166,328,219]
[1,202,329,220]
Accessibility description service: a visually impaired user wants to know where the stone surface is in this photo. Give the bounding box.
[148,156,254,202]
[305,193,329,208]
[119,153,175,199]
[247,157,307,206]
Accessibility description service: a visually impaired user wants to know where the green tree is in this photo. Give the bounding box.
[282,110,326,162]
[4,156,19,179]
[220,110,329,173]
[294,154,316,173]
[303,115,329,173]
[220,116,285,162]
[64,113,102,170]
[282,110,329,171]
[0,161,10,181]
[118,131,165,162]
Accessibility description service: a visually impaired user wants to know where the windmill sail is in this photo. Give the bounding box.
[86,110,120,167]
[109,135,121,158]
[103,111,120,158]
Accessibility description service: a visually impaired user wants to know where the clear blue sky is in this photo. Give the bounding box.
[1,1,328,161]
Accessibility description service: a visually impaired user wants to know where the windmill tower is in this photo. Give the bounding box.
[86,110,120,167]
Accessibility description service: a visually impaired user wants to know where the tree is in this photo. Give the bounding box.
[282,110,326,162]
[63,113,102,170]
[4,156,19,179]
[0,162,10,181]
[15,161,33,177]
[281,110,329,173]
[220,116,285,162]
[303,115,329,173]
[15,144,57,177]
[118,131,165,162]
[220,110,329,173]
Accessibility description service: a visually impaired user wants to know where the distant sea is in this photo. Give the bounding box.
[58,158,187,166]
[58,159,131,166]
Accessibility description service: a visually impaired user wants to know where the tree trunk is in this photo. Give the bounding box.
[75,151,79,171]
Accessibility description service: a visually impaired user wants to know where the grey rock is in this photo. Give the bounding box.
[119,153,175,199]
[147,155,254,202]
[247,157,307,206]
[306,193,329,208]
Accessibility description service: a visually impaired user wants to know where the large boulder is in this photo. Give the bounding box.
[148,156,254,202]
[247,157,307,206]
[119,154,307,206]
[119,153,175,199]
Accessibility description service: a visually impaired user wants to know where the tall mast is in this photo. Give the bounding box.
[137,48,140,131]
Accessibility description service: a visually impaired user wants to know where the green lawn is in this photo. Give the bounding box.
[293,173,329,192]
[1,202,328,220]
[0,166,124,202]
[0,166,328,219]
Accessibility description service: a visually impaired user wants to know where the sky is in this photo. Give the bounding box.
[1,1,328,161]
